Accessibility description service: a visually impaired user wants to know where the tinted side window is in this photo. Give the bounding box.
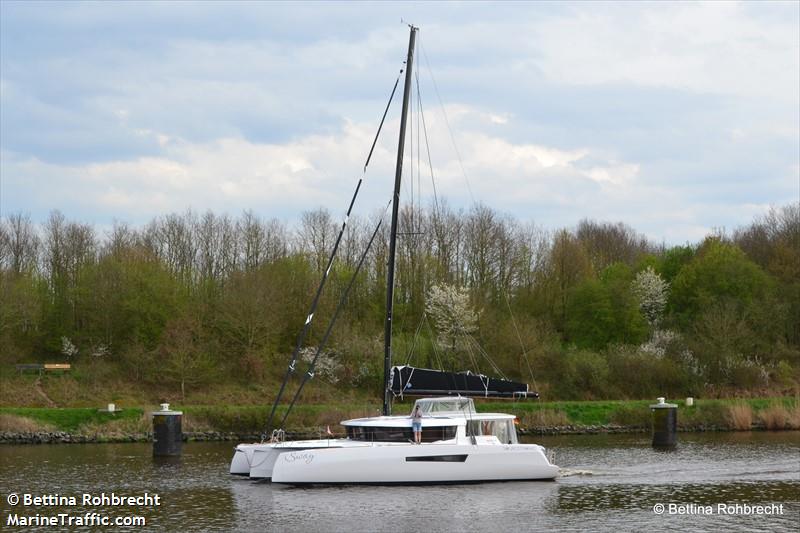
[346,425,457,442]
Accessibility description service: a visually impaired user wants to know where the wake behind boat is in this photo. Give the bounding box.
[230,25,559,484]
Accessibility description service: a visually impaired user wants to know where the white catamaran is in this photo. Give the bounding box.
[230,25,559,484]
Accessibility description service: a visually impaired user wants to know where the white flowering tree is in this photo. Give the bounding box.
[631,267,669,327]
[425,283,479,353]
[299,347,341,384]
[61,336,79,358]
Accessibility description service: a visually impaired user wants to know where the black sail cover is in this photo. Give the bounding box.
[389,365,535,399]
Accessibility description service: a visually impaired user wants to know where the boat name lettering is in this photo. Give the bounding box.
[284,452,315,464]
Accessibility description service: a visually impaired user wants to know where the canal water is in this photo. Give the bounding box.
[1,432,798,532]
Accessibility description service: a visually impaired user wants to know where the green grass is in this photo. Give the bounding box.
[2,397,797,434]
[480,399,655,426]
[180,402,381,433]
[0,407,144,432]
[480,397,798,428]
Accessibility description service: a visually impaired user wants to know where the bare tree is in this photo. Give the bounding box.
[104,221,137,260]
[263,218,288,264]
[429,201,463,285]
[196,211,221,283]
[515,222,550,292]
[43,210,67,287]
[297,208,337,273]
[1,213,39,275]
[734,203,799,271]
[239,210,266,271]
[464,204,499,294]
[576,219,652,270]
[155,212,197,287]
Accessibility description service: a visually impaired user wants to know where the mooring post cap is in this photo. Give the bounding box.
[152,402,183,416]
[650,397,678,409]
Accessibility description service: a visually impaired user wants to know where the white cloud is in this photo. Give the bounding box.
[4,89,794,244]
[3,104,637,213]
[1,2,797,245]
[533,3,799,105]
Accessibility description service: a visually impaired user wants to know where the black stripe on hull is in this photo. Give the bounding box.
[405,454,468,462]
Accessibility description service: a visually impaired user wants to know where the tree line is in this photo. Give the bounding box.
[1,202,797,400]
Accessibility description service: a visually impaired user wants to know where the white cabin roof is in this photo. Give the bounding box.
[340,397,516,427]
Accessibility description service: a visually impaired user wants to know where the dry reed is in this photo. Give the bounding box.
[726,403,753,430]
[759,402,800,430]
[0,414,55,433]
[521,409,570,429]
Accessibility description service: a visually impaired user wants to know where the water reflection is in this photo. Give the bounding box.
[554,481,799,511]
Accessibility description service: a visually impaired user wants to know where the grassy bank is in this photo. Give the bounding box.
[2,397,799,439]
[0,407,144,432]
[483,397,800,429]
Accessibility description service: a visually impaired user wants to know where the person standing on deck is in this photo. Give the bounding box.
[411,405,423,444]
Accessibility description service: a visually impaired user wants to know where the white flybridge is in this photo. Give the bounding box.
[230,25,558,484]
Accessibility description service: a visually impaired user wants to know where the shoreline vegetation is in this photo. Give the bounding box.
[2,206,798,445]
[2,205,799,415]
[2,397,799,445]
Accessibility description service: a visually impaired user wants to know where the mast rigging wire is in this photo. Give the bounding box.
[263,69,403,438]
[419,36,476,205]
[278,199,393,428]
[364,72,403,173]
[416,70,441,218]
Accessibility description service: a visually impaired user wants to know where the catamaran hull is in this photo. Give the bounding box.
[230,439,367,479]
[249,446,281,480]
[230,443,261,476]
[271,443,558,484]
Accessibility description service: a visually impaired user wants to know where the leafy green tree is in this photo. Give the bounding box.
[565,279,615,350]
[562,348,610,399]
[672,238,787,385]
[538,229,593,333]
[670,238,775,326]
[0,271,44,361]
[566,264,647,350]
[658,245,695,282]
[601,263,649,345]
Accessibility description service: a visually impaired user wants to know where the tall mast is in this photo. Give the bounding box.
[383,25,417,416]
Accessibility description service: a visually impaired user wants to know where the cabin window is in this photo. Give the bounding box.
[346,425,457,443]
[466,420,518,444]
[415,398,474,414]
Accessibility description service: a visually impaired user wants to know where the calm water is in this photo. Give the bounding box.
[1,432,798,532]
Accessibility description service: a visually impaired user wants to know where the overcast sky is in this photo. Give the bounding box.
[1,1,798,244]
